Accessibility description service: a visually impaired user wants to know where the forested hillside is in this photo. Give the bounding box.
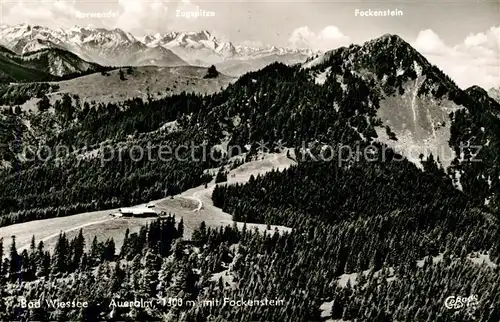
[0,45,115,83]
[1,216,498,321]
[0,91,224,226]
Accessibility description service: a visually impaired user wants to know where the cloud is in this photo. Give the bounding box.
[463,26,500,51]
[3,0,80,26]
[115,0,169,34]
[464,32,488,47]
[288,26,350,51]
[412,27,500,89]
[2,0,170,33]
[413,29,449,55]
[177,0,200,15]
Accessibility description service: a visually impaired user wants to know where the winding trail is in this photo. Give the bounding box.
[1,150,296,253]
[154,150,295,238]
[17,218,113,252]
[183,195,203,212]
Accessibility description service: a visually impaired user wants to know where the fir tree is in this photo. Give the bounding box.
[36,94,50,112]
[9,236,19,276]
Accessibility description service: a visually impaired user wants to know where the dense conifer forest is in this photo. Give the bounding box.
[1,215,498,321]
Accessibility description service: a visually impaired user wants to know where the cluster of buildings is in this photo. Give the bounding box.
[112,203,157,218]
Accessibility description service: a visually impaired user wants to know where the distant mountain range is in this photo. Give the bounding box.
[0,24,498,102]
[139,30,316,63]
[0,24,316,76]
[0,24,187,68]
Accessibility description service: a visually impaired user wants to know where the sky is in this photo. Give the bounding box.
[0,0,499,89]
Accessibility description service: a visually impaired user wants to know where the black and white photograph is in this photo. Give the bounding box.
[0,0,499,321]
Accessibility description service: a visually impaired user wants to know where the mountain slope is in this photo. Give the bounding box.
[301,35,461,164]
[466,85,500,116]
[488,86,500,103]
[0,50,55,83]
[301,34,500,208]
[0,45,17,56]
[216,52,310,77]
[23,65,235,108]
[0,43,110,84]
[9,48,102,76]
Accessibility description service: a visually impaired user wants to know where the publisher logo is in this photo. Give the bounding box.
[444,294,479,312]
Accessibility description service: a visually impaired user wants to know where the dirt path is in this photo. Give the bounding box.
[16,218,114,252]
[1,150,297,253]
[154,150,296,238]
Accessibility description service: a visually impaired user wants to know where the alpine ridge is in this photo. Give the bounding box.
[0,24,316,74]
[0,24,188,67]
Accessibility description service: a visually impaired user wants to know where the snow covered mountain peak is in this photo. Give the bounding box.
[0,24,188,67]
[0,24,315,59]
[134,28,314,62]
[140,29,224,54]
[0,24,316,72]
